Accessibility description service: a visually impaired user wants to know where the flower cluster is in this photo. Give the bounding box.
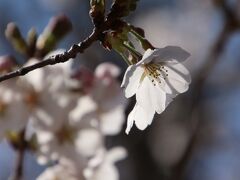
[0,50,127,179]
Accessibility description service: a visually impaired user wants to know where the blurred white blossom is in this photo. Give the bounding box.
[121,47,191,133]
[37,158,85,180]
[71,62,127,135]
[18,57,101,164]
[33,94,104,164]
[91,63,126,135]
[84,147,127,180]
[0,78,32,140]
[0,47,128,179]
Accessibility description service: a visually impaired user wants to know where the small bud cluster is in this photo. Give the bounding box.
[3,14,72,69]
[107,0,139,20]
[89,0,105,27]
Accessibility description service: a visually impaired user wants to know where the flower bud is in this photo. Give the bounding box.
[36,14,72,57]
[89,0,105,27]
[0,55,17,73]
[107,0,139,20]
[129,26,155,50]
[27,27,37,57]
[103,31,126,52]
[5,23,29,55]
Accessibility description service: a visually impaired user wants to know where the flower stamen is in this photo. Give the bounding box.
[144,63,169,86]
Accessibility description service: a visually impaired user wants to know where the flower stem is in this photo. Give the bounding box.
[119,52,131,65]
[122,42,142,59]
[130,29,155,50]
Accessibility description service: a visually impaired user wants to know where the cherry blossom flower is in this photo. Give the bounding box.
[19,51,79,128]
[121,46,191,134]
[33,97,103,164]
[19,58,102,164]
[84,147,127,180]
[0,50,76,141]
[90,63,127,135]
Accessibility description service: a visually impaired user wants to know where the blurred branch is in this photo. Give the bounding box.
[10,129,26,180]
[171,0,240,179]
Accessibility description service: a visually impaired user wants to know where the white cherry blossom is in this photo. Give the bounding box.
[0,50,76,141]
[20,59,102,164]
[91,63,127,135]
[33,98,103,164]
[121,46,191,134]
[72,95,125,137]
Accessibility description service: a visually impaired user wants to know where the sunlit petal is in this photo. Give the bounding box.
[121,65,144,98]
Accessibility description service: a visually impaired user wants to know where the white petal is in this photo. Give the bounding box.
[152,46,190,63]
[133,104,155,131]
[158,78,173,94]
[126,103,155,134]
[87,148,105,168]
[136,77,154,111]
[136,77,166,114]
[164,64,191,94]
[137,48,155,64]
[125,108,135,134]
[0,85,30,135]
[106,147,127,163]
[75,129,103,157]
[95,62,121,78]
[23,65,46,92]
[148,80,167,114]
[100,105,125,135]
[37,155,48,165]
[92,163,118,180]
[121,65,144,98]
[166,60,191,83]
[36,131,53,144]
[70,96,97,123]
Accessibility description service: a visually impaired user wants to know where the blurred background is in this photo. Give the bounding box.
[1,0,240,179]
